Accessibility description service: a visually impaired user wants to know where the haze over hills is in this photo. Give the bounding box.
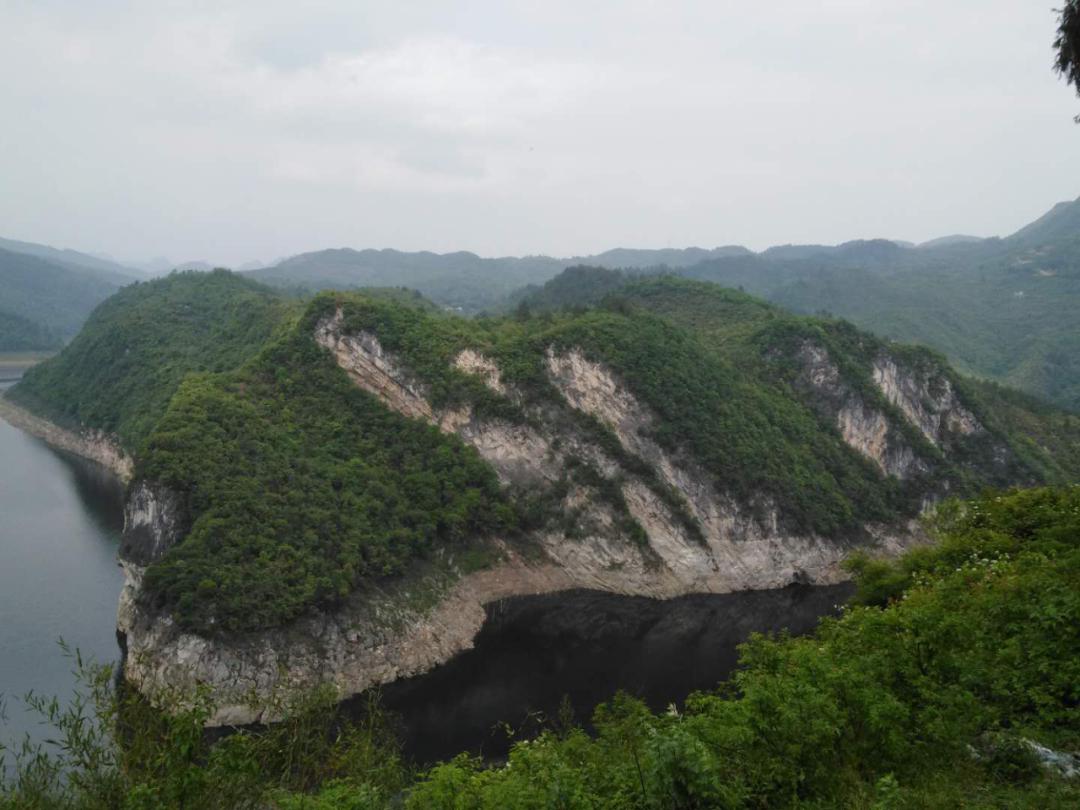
[234,196,1080,410]
[5,194,1080,408]
[0,236,139,282]
[0,241,141,351]
[679,196,1080,411]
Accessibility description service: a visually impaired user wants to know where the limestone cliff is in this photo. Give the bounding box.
[117,311,929,724]
[787,340,1004,491]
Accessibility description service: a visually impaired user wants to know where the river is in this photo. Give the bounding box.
[0,380,125,762]
[0,376,851,768]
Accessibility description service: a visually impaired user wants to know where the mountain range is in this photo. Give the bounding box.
[4,195,1079,411]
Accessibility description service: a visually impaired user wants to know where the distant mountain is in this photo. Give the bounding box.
[0,245,139,351]
[1006,197,1080,247]
[916,234,984,249]
[0,310,62,351]
[515,197,1080,411]
[0,236,138,282]
[244,246,756,313]
[582,245,751,268]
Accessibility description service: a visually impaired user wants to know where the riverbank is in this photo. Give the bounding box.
[0,394,133,481]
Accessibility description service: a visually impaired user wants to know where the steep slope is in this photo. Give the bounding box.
[523,273,1080,485]
[9,270,1078,722]
[0,246,138,350]
[247,196,1080,408]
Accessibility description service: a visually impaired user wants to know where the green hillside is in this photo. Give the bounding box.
[9,270,295,450]
[11,270,1080,637]
[0,235,138,280]
[525,272,1080,483]
[673,198,1080,412]
[244,246,750,314]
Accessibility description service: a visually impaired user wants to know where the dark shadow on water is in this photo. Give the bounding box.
[348,583,853,765]
[47,448,127,535]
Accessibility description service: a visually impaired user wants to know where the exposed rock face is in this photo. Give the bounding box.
[118,544,580,725]
[118,482,188,566]
[0,395,133,481]
[117,314,927,724]
[453,349,507,395]
[314,312,436,423]
[872,356,982,446]
[792,342,969,480]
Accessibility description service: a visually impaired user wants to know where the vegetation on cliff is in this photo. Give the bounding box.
[10,269,1080,635]
[140,323,512,633]
[3,487,1078,808]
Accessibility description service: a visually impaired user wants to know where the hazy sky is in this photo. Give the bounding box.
[1,1,1078,266]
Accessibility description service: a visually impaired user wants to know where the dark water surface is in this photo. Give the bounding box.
[0,381,125,759]
[364,583,852,764]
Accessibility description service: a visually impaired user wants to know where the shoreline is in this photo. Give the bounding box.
[0,394,134,482]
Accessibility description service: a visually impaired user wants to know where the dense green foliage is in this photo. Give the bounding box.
[4,487,1079,808]
[316,291,904,535]
[139,322,512,633]
[0,247,133,351]
[524,273,1080,494]
[10,271,294,450]
[398,487,1080,809]
[14,270,1080,634]
[515,266,644,314]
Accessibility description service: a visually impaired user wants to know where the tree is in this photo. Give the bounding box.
[1055,1,1080,120]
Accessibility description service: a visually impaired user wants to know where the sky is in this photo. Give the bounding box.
[1,0,1078,267]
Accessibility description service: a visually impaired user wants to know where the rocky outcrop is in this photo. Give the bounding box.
[118,316,925,724]
[0,395,133,481]
[314,312,435,423]
[453,349,507,395]
[118,546,581,725]
[872,356,982,446]
[118,482,188,566]
[792,342,929,479]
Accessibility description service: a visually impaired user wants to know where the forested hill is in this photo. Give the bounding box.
[10,270,1080,638]
[9,270,295,449]
[239,197,1080,410]
[242,246,752,314]
[677,197,1080,411]
[0,242,141,352]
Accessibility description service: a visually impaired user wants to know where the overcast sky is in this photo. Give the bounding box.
[1,1,1078,266]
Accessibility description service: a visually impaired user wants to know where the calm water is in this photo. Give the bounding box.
[0,376,850,769]
[367,583,852,764]
[0,381,126,758]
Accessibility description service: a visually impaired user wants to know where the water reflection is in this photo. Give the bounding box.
[0,398,124,759]
[361,583,852,764]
